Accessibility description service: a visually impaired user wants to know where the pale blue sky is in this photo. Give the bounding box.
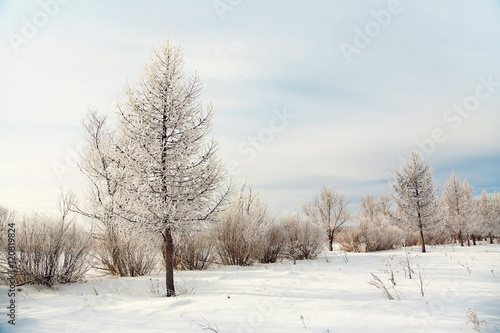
[1,0,499,215]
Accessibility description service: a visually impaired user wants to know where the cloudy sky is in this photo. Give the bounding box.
[1,0,499,216]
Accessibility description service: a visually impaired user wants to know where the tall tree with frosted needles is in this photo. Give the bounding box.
[114,40,229,296]
[442,172,478,246]
[392,151,439,253]
[478,191,500,244]
[303,186,352,251]
[460,180,478,246]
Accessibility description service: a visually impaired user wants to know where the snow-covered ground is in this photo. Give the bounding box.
[1,244,499,333]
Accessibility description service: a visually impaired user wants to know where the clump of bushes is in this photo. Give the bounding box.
[281,212,326,262]
[215,185,270,266]
[337,223,404,252]
[174,231,215,270]
[214,185,326,266]
[336,194,404,252]
[0,203,92,287]
[253,222,287,264]
[93,225,161,277]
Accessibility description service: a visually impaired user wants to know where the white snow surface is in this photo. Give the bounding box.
[1,244,499,333]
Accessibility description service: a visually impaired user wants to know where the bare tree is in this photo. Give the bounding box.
[112,40,229,296]
[303,186,352,251]
[392,151,439,253]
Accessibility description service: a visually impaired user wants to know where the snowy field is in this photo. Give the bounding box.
[2,244,499,333]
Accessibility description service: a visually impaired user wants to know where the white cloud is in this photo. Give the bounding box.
[1,0,499,214]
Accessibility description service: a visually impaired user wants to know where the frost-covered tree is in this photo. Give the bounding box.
[114,40,229,296]
[442,172,462,243]
[392,151,439,253]
[78,111,126,229]
[303,186,352,251]
[78,111,161,277]
[478,191,500,244]
[442,172,478,246]
[460,181,479,246]
[358,194,392,227]
[79,112,126,271]
[492,193,500,241]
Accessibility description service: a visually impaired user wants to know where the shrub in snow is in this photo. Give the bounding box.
[0,207,91,287]
[337,194,404,252]
[254,222,287,264]
[173,231,215,270]
[401,230,420,247]
[281,212,326,262]
[215,184,271,266]
[94,225,161,277]
[336,226,364,252]
[465,308,488,332]
[337,223,404,253]
[215,208,256,266]
[369,273,398,300]
[0,206,15,250]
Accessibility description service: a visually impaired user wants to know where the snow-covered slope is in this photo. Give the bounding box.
[1,244,499,333]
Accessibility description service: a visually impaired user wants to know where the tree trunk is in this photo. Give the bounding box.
[419,228,426,253]
[458,229,464,247]
[489,232,493,244]
[466,232,470,247]
[417,210,426,253]
[163,228,175,297]
[329,231,333,251]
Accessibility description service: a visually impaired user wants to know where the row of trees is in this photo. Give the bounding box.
[335,152,500,253]
[391,153,499,251]
[2,165,497,287]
